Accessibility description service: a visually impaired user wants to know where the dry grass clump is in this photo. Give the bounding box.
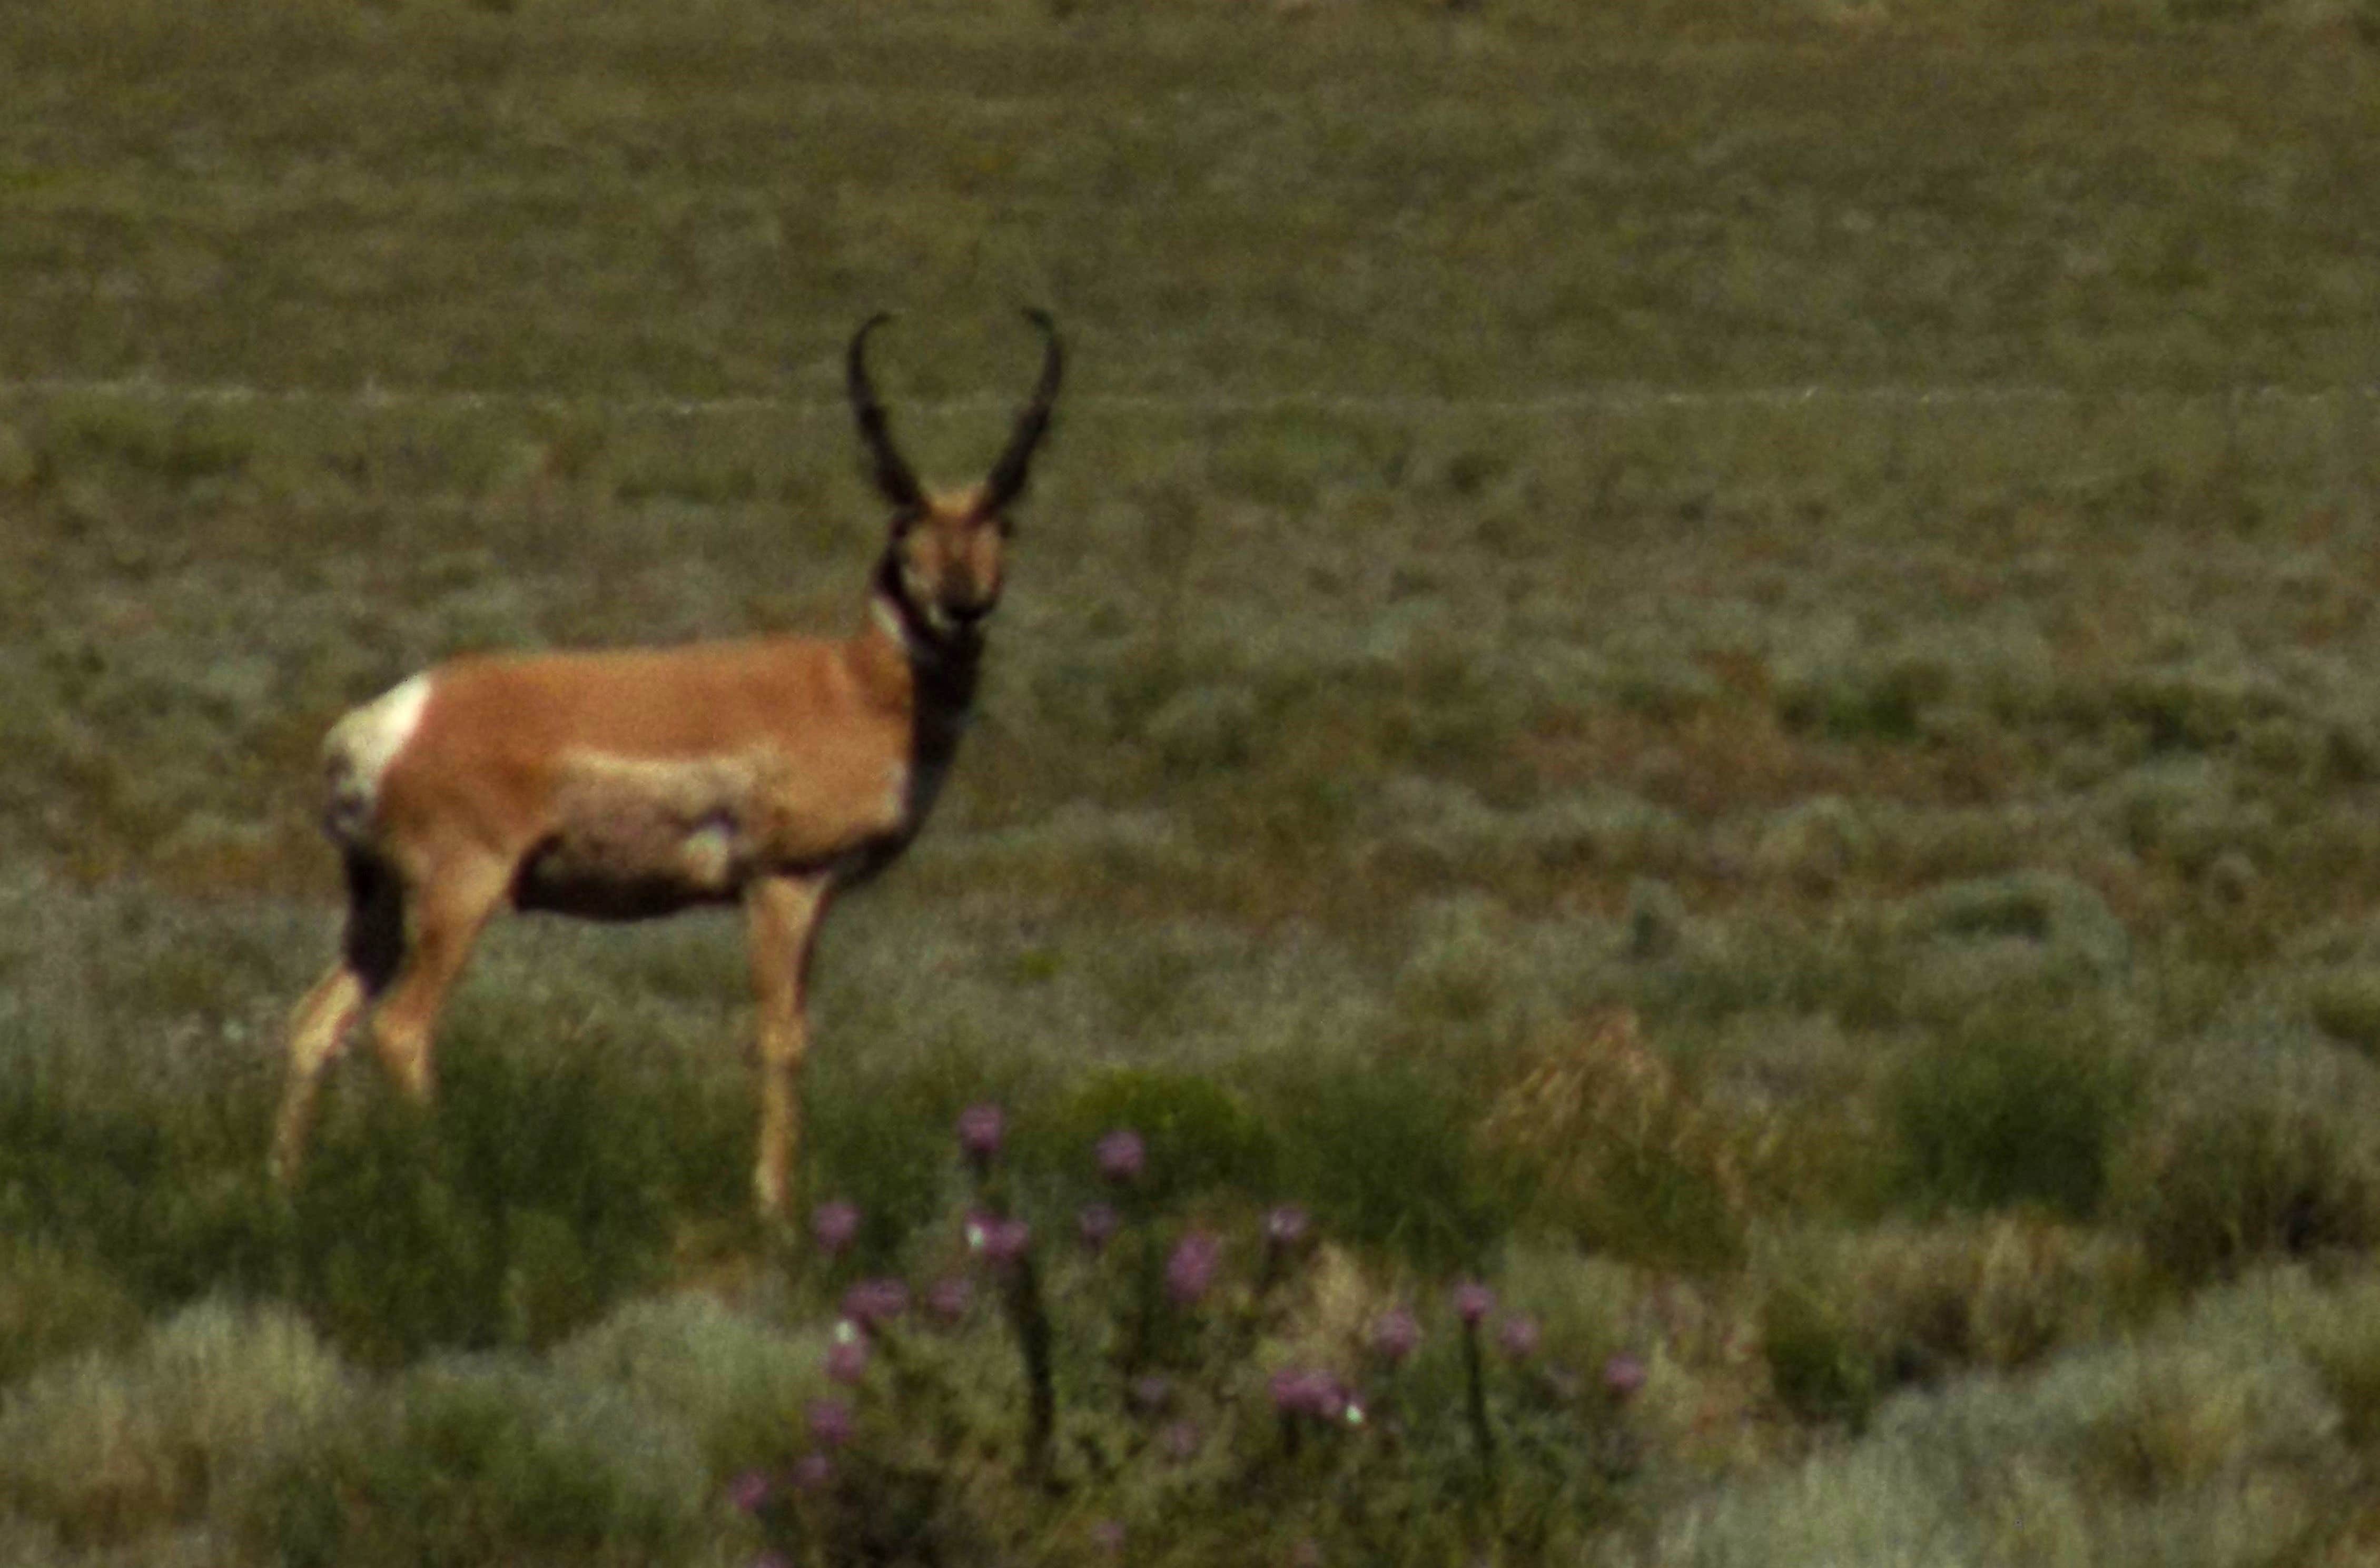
[2249,1270,2380,1452]
[1755,1216,2153,1432]
[2305,965,2380,1058]
[1480,1009,1757,1276]
[2109,1023,2380,1287]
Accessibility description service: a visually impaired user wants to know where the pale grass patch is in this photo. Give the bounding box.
[551,1293,836,1471]
[240,1350,715,1568]
[0,1240,143,1388]
[1657,1277,2361,1567]
[0,1299,349,1549]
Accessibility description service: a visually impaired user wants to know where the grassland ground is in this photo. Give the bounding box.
[7,0,2380,1562]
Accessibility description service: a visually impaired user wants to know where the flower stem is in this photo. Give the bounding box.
[1004,1246,1057,1477]
[1463,1321,1497,1476]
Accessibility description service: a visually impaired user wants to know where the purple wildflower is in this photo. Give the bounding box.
[966,1212,1032,1267]
[811,1200,861,1256]
[1262,1204,1311,1252]
[727,1468,771,1513]
[956,1103,1006,1161]
[806,1397,854,1449]
[788,1453,835,1495]
[1369,1305,1423,1364]
[1165,1229,1222,1305]
[1495,1313,1542,1361]
[1077,1201,1121,1253]
[1603,1351,1648,1401]
[1288,1541,1325,1568]
[1129,1373,1173,1413]
[841,1276,910,1328]
[1451,1279,1496,1327]
[1090,1518,1128,1555]
[1095,1128,1146,1184]
[1159,1419,1202,1462]
[1268,1366,1345,1421]
[925,1274,975,1325]
[823,1323,871,1386]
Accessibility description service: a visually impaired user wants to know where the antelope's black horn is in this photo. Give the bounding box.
[847,312,927,515]
[981,308,1063,512]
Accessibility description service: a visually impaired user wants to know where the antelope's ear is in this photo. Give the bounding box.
[979,309,1062,515]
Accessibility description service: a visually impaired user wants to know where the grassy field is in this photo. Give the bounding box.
[7,0,2380,1562]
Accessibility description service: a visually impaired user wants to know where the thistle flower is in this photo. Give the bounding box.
[1129,1373,1172,1413]
[727,1469,771,1513]
[1165,1229,1222,1305]
[824,1322,871,1386]
[966,1212,1032,1267]
[841,1277,910,1327]
[1078,1201,1121,1253]
[1368,1305,1423,1364]
[1262,1204,1311,1252]
[925,1274,975,1325]
[1268,1366,1345,1421]
[811,1199,861,1256]
[1095,1128,1146,1184]
[806,1397,854,1449]
[1159,1419,1202,1462]
[1451,1279,1495,1327]
[788,1453,835,1495]
[956,1103,1006,1162]
[1495,1312,1542,1361]
[1603,1351,1649,1400]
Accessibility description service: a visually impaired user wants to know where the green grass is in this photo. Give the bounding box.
[7,0,2380,1560]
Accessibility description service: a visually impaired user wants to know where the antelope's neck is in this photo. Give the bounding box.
[866,559,975,780]
[866,548,984,722]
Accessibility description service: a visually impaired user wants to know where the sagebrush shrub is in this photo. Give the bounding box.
[0,1239,143,1387]
[241,1356,707,1568]
[2115,1091,2380,1286]
[1887,1001,2138,1219]
[0,1299,349,1550]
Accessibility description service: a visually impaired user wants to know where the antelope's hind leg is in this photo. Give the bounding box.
[746,874,831,1223]
[360,852,512,1104]
[272,852,407,1182]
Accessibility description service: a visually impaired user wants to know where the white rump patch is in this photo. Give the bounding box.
[323,673,432,834]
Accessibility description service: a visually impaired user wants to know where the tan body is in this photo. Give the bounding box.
[351,629,947,915]
[272,313,1060,1221]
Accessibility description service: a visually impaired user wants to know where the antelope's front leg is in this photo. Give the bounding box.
[272,963,370,1185]
[747,874,831,1223]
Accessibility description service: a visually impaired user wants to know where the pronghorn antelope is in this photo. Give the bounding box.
[272,310,1062,1221]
